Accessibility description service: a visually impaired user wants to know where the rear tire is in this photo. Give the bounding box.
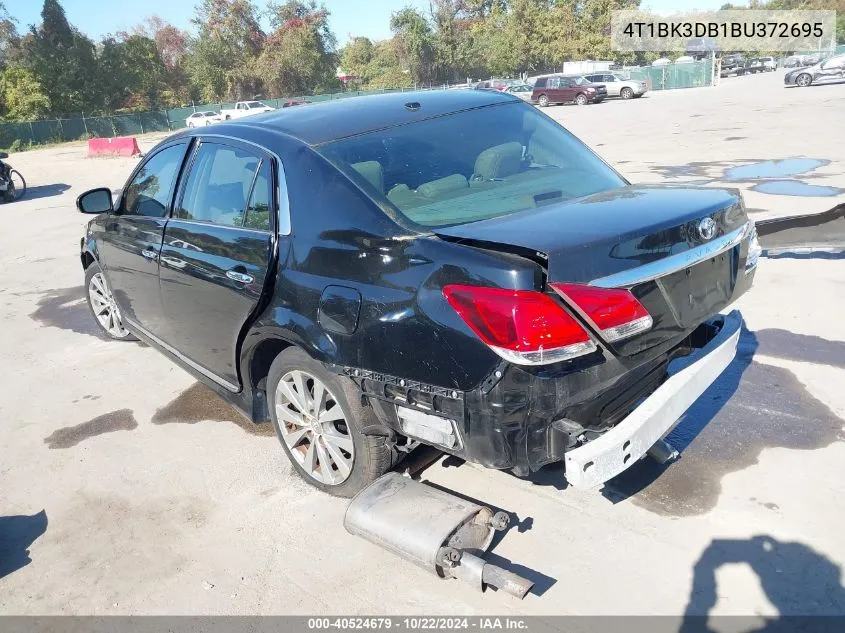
[537,94,549,107]
[620,87,633,100]
[268,347,394,497]
[575,93,588,106]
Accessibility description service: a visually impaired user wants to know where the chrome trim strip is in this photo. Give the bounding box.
[590,222,749,288]
[125,317,240,393]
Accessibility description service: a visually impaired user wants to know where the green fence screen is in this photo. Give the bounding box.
[0,68,725,149]
[622,60,714,91]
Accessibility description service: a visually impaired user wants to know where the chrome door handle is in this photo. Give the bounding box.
[141,248,158,260]
[226,270,253,283]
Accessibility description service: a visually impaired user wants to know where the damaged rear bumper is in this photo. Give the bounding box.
[353,312,743,485]
[564,310,742,488]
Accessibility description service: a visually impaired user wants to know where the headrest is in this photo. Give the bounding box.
[473,142,523,181]
[351,160,384,193]
[417,174,469,198]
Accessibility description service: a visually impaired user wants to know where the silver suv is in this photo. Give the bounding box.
[584,73,648,99]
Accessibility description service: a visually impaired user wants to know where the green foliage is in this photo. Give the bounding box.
[257,1,341,96]
[0,65,51,119]
[3,0,763,126]
[390,7,436,84]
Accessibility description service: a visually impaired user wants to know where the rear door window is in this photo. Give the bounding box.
[176,143,262,228]
[243,161,272,231]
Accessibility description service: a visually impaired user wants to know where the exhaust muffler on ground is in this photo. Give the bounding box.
[344,472,534,599]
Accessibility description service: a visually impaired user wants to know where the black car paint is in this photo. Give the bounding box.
[81,90,755,475]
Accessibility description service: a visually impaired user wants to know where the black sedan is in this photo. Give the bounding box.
[77,89,759,496]
[784,53,845,87]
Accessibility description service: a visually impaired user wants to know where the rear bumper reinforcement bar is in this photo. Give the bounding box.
[563,310,743,488]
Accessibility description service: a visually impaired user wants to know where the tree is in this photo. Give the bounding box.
[0,2,21,68]
[257,1,340,96]
[22,0,98,116]
[187,0,264,101]
[390,7,435,85]
[0,65,50,119]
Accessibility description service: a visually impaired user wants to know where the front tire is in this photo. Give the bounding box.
[537,94,549,107]
[85,262,137,341]
[575,93,588,106]
[268,347,394,497]
[796,73,812,87]
[620,87,633,100]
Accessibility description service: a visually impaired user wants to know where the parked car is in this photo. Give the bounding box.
[759,56,777,71]
[76,90,758,496]
[502,83,533,101]
[220,100,275,120]
[281,99,308,108]
[720,54,746,77]
[784,54,845,87]
[473,79,512,91]
[531,75,607,106]
[743,59,766,74]
[186,111,221,128]
[583,73,647,99]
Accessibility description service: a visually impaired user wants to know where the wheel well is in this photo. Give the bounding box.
[250,338,293,389]
[81,251,95,270]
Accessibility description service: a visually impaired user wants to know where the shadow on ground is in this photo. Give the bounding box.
[681,535,845,631]
[0,511,48,580]
[602,326,844,516]
[21,183,71,201]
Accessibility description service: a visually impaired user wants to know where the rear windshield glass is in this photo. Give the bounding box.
[318,102,625,228]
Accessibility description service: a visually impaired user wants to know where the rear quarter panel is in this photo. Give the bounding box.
[248,141,542,391]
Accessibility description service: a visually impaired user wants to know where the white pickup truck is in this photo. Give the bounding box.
[219,100,275,120]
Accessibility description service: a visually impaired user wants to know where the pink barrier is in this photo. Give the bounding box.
[87,136,142,157]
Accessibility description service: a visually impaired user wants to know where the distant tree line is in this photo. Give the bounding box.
[0,0,842,122]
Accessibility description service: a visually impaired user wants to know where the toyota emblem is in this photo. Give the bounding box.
[697,217,717,241]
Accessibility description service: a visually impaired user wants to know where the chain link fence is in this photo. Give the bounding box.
[0,87,430,150]
[620,60,714,91]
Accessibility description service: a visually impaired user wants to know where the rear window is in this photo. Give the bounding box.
[534,77,547,88]
[247,101,266,108]
[318,102,625,228]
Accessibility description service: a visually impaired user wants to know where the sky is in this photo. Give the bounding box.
[5,0,728,44]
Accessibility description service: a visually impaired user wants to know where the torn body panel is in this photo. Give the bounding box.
[757,203,845,256]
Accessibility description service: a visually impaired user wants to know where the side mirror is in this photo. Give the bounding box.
[76,187,113,214]
[0,152,8,159]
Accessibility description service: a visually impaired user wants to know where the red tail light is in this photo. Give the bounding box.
[550,283,652,343]
[442,285,597,365]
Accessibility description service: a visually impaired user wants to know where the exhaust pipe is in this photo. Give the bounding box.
[648,438,679,464]
[344,472,534,599]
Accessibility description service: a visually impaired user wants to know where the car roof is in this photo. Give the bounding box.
[217,89,519,146]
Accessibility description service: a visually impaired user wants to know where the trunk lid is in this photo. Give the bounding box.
[434,185,751,355]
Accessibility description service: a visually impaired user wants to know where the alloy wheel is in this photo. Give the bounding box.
[88,271,131,338]
[275,370,354,485]
[796,74,811,87]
